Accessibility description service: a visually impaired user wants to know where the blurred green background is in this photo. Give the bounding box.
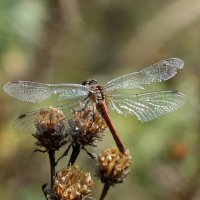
[0,0,200,199]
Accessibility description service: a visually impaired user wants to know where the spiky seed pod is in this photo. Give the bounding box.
[67,108,107,146]
[54,165,93,200]
[97,147,131,184]
[33,107,67,150]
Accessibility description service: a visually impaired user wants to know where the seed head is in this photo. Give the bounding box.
[33,107,67,150]
[97,147,131,184]
[35,107,65,133]
[67,108,107,146]
[54,165,93,200]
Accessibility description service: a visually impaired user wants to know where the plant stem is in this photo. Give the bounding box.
[68,144,80,166]
[42,184,50,200]
[56,144,72,165]
[48,150,56,189]
[99,182,111,200]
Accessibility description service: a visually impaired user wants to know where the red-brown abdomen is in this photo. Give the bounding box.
[96,100,125,154]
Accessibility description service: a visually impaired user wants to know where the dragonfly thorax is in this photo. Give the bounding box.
[82,79,105,103]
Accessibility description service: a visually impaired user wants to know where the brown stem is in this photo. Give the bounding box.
[42,184,48,200]
[48,150,56,189]
[68,144,81,166]
[99,182,111,200]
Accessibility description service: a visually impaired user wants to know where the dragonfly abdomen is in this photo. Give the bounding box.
[96,100,126,154]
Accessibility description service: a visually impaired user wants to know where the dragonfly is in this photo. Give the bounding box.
[3,58,185,153]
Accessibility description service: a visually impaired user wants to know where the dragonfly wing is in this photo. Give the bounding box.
[105,58,184,91]
[13,101,81,134]
[3,81,88,103]
[108,91,185,122]
[14,112,37,134]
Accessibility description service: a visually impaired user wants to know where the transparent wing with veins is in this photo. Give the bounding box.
[104,58,185,122]
[3,57,185,128]
[13,101,85,134]
[108,91,185,122]
[104,58,184,91]
[3,81,89,103]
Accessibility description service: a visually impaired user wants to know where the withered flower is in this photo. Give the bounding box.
[54,165,93,200]
[33,107,67,151]
[67,108,107,147]
[97,147,131,185]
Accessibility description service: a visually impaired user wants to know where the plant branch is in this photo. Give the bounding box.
[48,150,56,189]
[99,182,111,200]
[68,143,81,166]
[56,144,72,165]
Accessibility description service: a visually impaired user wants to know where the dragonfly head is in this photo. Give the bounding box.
[82,79,98,86]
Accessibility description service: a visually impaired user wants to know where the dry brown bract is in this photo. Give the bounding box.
[33,107,67,150]
[54,165,93,200]
[35,107,65,132]
[97,147,131,184]
[68,108,107,146]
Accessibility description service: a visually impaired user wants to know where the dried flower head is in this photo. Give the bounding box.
[33,107,67,150]
[54,165,93,200]
[35,107,65,132]
[97,147,131,184]
[67,108,107,146]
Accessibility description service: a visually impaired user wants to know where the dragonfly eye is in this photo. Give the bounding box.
[82,80,89,85]
[82,79,98,85]
[89,79,98,85]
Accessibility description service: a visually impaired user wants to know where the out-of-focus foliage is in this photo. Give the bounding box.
[1,0,200,199]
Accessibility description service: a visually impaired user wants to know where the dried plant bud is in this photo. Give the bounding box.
[97,147,131,184]
[54,165,93,200]
[67,108,107,146]
[35,107,65,133]
[33,107,67,150]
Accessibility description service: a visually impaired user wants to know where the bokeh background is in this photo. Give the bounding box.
[0,0,200,199]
